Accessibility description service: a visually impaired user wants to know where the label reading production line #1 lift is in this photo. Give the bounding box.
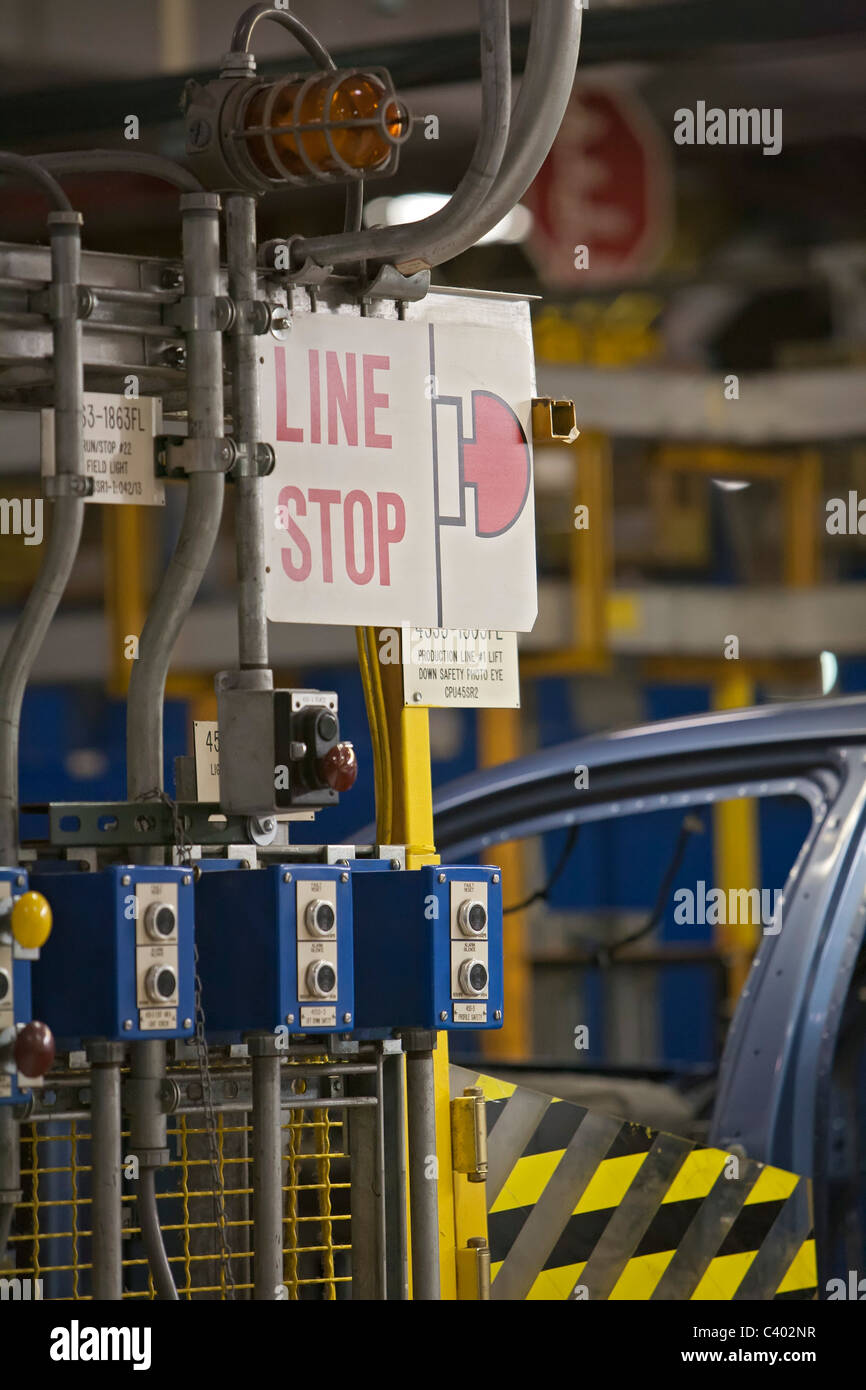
[41,393,164,506]
[260,315,537,632]
[401,626,520,709]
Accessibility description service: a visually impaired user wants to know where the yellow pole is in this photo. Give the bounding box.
[478,707,529,1059]
[103,505,149,697]
[712,670,758,1006]
[376,634,457,1299]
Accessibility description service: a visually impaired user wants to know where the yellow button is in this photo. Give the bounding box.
[11,891,53,949]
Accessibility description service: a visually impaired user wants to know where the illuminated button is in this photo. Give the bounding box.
[306,959,337,999]
[0,967,10,1002]
[144,901,177,941]
[317,742,358,792]
[304,899,336,936]
[458,959,488,997]
[145,964,177,1003]
[457,899,487,937]
[14,1020,55,1077]
[11,892,52,950]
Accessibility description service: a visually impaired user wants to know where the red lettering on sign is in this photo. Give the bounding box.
[326,350,358,446]
[363,355,391,448]
[309,349,321,445]
[376,492,405,584]
[274,347,303,442]
[345,490,375,585]
[278,486,311,579]
[309,488,341,584]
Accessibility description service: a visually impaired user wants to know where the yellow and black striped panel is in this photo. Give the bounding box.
[450,1067,816,1302]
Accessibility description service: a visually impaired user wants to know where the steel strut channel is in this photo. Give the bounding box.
[416,694,866,1285]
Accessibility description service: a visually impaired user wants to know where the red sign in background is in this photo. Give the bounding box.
[525,83,673,287]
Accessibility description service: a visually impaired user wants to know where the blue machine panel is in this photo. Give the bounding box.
[0,867,35,1104]
[351,864,503,1032]
[31,866,195,1047]
[194,864,354,1039]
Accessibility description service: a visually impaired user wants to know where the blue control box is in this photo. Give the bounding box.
[31,866,195,1047]
[0,868,36,1104]
[194,864,354,1039]
[351,864,503,1032]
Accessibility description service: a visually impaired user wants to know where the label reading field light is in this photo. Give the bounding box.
[42,393,164,506]
[260,314,537,630]
[401,626,520,709]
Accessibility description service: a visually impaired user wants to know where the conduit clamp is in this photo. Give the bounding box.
[42,474,94,499]
[161,436,237,477]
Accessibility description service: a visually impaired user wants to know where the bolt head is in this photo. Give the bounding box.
[121,875,131,886]
[340,872,349,883]
[286,1014,295,1024]
[494,1010,502,1021]
[183,1018,192,1029]
[438,873,446,883]
[492,874,500,884]
[342,1012,352,1024]
[283,872,292,883]
[439,1011,448,1022]
[390,859,400,870]
[16,875,25,888]
[183,875,192,887]
[123,1019,133,1031]
[412,692,422,703]
[240,859,251,870]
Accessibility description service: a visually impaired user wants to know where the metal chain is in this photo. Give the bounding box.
[136,787,235,1296]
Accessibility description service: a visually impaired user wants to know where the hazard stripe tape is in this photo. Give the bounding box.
[451,1066,816,1301]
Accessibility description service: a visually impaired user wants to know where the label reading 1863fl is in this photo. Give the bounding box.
[41,393,164,506]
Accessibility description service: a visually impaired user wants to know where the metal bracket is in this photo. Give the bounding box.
[42,800,263,848]
[259,236,334,287]
[41,474,94,499]
[227,440,275,479]
[531,396,579,443]
[163,295,236,333]
[160,436,236,476]
[362,263,431,303]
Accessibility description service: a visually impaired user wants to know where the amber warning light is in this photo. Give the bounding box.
[240,69,410,184]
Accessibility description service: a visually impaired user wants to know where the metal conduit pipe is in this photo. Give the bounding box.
[87,1041,125,1300]
[226,194,270,671]
[404,1043,441,1300]
[33,149,204,194]
[449,0,582,252]
[0,1106,20,1269]
[286,0,511,273]
[124,190,225,1302]
[0,160,84,865]
[128,1040,177,1301]
[231,3,336,69]
[126,192,226,801]
[249,1035,283,1299]
[290,0,581,274]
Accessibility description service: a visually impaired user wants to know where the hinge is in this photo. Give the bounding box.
[456,1237,491,1301]
[451,1085,488,1182]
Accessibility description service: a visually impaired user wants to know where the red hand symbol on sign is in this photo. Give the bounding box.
[460,391,531,537]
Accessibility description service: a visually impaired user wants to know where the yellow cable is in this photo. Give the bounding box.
[355,626,392,845]
[366,626,393,844]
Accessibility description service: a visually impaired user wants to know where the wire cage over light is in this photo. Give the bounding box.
[235,68,410,188]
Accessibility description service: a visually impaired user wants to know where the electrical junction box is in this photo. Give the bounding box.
[194,864,354,1039]
[30,867,195,1048]
[350,864,503,1032]
[0,868,39,1104]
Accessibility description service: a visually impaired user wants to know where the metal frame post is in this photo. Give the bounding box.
[248,1033,283,1299]
[87,1040,125,1300]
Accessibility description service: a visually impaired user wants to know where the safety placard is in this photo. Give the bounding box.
[401,625,520,708]
[41,393,164,505]
[260,314,536,630]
